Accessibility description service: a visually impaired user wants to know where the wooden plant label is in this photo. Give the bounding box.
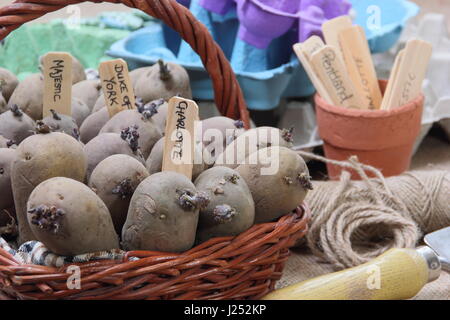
[310,45,364,109]
[162,97,199,180]
[301,35,325,58]
[338,26,383,110]
[322,15,352,59]
[99,59,136,118]
[383,40,432,110]
[381,49,405,110]
[42,52,73,118]
[293,37,332,103]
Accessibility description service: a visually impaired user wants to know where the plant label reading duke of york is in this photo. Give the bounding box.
[99,58,136,118]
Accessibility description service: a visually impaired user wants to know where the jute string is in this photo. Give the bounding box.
[297,151,450,270]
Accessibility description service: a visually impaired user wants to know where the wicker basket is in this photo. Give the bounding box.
[0,0,311,300]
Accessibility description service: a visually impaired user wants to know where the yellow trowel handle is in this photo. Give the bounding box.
[263,247,440,300]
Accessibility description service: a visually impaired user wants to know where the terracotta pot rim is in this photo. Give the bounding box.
[314,80,424,119]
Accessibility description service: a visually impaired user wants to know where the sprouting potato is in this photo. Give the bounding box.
[100,109,162,159]
[122,171,209,252]
[214,126,294,169]
[73,79,102,112]
[92,94,106,113]
[8,73,44,121]
[130,66,152,89]
[42,109,78,139]
[0,148,17,211]
[137,98,168,134]
[84,130,145,180]
[27,177,119,255]
[11,129,87,243]
[79,107,110,144]
[199,116,246,166]
[71,98,91,127]
[0,104,35,144]
[89,154,149,234]
[0,93,6,114]
[194,166,255,242]
[236,146,312,223]
[134,60,192,103]
[0,68,19,102]
[0,135,9,148]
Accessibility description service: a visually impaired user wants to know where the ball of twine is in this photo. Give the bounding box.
[298,151,450,270]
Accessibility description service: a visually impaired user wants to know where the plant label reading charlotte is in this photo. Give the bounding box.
[42,52,73,118]
[99,58,136,117]
[172,100,188,161]
[162,97,199,180]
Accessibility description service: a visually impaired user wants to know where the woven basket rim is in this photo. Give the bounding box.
[0,204,310,300]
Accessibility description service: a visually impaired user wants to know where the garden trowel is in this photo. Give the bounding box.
[263,227,450,300]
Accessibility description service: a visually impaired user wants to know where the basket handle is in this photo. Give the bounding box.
[0,0,250,128]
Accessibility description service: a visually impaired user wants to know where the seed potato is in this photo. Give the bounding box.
[134,60,192,103]
[11,131,87,243]
[8,73,44,121]
[236,146,312,223]
[0,148,17,211]
[84,131,145,180]
[42,109,78,139]
[214,126,293,169]
[27,177,119,255]
[100,109,162,159]
[73,79,102,111]
[79,107,110,144]
[89,154,150,234]
[0,105,35,144]
[71,98,91,127]
[122,171,208,252]
[0,68,19,102]
[194,166,255,242]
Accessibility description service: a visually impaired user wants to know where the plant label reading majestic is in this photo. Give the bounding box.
[162,97,199,180]
[42,52,73,118]
[99,59,136,118]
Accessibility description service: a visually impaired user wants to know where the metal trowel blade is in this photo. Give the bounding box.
[424,227,450,270]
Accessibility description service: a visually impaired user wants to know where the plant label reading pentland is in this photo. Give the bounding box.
[99,59,136,118]
[311,46,364,109]
[162,97,199,180]
[42,52,73,118]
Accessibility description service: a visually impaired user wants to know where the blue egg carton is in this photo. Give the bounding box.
[107,0,418,111]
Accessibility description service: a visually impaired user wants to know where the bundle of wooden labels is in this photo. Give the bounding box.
[293,15,433,110]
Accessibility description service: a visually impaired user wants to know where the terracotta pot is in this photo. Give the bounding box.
[315,80,424,180]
